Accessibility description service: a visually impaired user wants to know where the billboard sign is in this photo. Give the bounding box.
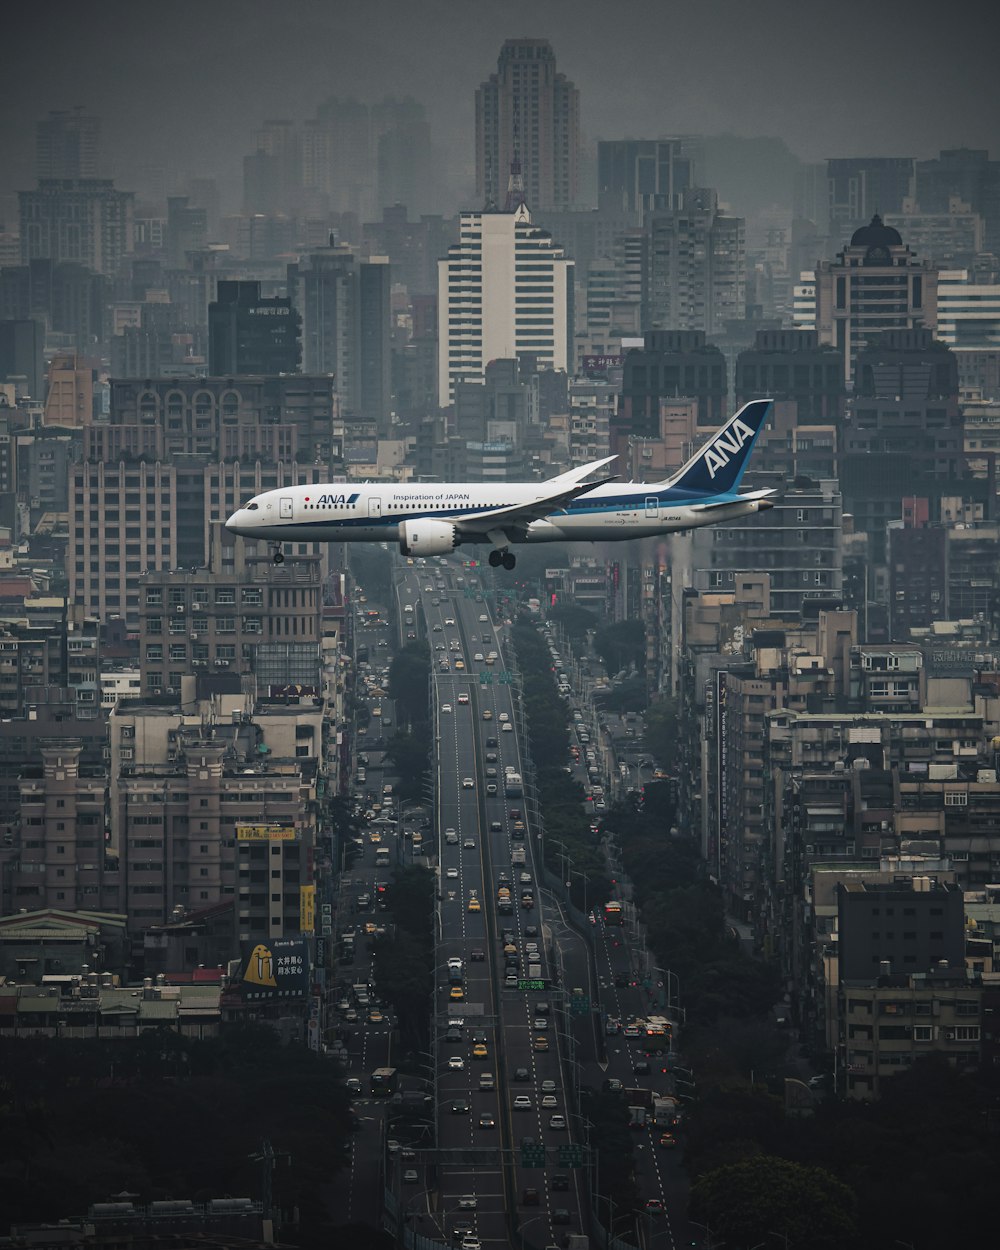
[237,937,310,1000]
[236,823,297,842]
[300,884,315,933]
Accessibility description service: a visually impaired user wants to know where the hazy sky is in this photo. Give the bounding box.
[2,0,996,216]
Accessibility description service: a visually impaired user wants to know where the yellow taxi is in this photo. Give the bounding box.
[370,831,382,844]
[454,659,465,670]
[482,709,493,720]
[472,1043,488,1060]
[450,986,465,1001]
[468,897,481,913]
[534,1035,549,1052]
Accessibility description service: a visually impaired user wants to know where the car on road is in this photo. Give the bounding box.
[463,838,476,850]
[551,1173,569,1191]
[474,652,484,662]
[403,1169,418,1184]
[541,1079,556,1093]
[460,1237,481,1250]
[548,1114,566,1130]
[445,617,455,626]
[478,614,488,623]
[504,973,517,987]
[346,1078,363,1095]
[522,1187,540,1206]
[445,1027,462,1043]
[446,867,459,879]
[479,1071,495,1090]
[445,828,459,844]
[534,1036,548,1051]
[447,956,463,972]
[514,1095,532,1111]
[450,1099,470,1114]
[478,1112,495,1129]
[441,703,452,713]
[369,1009,384,1023]
[467,898,480,913]
[645,1198,665,1212]
[659,1132,677,1149]
[458,1195,477,1210]
[534,1017,548,1031]
[634,1060,650,1075]
[486,783,497,795]
[482,708,492,719]
[501,722,512,732]
[541,1094,558,1108]
[450,985,465,999]
[447,1056,465,1070]
[513,1066,530,1080]
[552,1209,570,1225]
[470,947,485,961]
[472,1043,488,1060]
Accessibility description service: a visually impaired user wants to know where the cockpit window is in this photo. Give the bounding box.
[246,502,259,511]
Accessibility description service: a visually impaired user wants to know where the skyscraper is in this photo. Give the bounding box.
[476,39,579,212]
[642,188,746,335]
[597,139,692,214]
[19,180,135,276]
[814,215,938,384]
[827,157,915,240]
[437,202,574,408]
[35,109,101,180]
[208,280,302,376]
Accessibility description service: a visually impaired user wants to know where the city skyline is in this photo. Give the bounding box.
[1,0,997,218]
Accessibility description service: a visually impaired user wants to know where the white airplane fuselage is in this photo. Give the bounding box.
[225,478,769,546]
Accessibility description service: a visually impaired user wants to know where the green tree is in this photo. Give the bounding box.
[388,640,431,729]
[593,619,646,677]
[547,603,598,644]
[642,698,679,770]
[690,1154,858,1248]
[384,731,429,805]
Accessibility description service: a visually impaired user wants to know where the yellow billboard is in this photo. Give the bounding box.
[300,884,316,933]
[236,823,297,842]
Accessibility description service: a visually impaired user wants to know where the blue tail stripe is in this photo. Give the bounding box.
[666,400,771,496]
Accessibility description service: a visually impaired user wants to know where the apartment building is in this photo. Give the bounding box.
[109,690,323,948]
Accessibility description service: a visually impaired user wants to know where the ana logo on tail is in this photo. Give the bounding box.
[703,417,756,480]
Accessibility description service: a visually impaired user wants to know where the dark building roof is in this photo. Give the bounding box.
[850,213,903,249]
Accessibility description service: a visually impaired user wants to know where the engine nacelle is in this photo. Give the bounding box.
[398,518,458,557]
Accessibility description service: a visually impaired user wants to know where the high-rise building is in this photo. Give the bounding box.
[827,157,915,239]
[734,329,845,424]
[289,245,393,423]
[814,215,938,385]
[358,258,392,433]
[642,188,746,335]
[597,139,692,214]
[476,39,579,212]
[374,97,433,215]
[437,203,574,408]
[916,148,1000,258]
[208,280,302,376]
[0,319,43,398]
[19,180,135,276]
[613,330,728,461]
[35,109,101,180]
[166,195,208,268]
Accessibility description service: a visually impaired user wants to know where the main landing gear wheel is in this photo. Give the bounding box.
[488,550,502,568]
[272,546,285,565]
[501,551,516,571]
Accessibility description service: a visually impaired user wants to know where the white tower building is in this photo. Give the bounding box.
[437,202,573,408]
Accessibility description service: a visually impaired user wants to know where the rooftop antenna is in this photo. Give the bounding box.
[504,98,527,214]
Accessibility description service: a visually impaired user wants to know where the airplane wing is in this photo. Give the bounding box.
[452,456,618,541]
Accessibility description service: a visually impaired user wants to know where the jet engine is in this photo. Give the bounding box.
[398,518,458,557]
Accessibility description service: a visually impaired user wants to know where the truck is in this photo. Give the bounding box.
[627,1105,647,1129]
[623,1086,654,1109]
[652,1095,679,1126]
[504,772,523,798]
[511,846,526,864]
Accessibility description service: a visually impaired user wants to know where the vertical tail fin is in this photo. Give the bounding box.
[660,400,772,495]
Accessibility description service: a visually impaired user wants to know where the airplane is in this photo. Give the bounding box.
[225,399,775,570]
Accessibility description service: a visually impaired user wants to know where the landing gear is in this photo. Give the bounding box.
[272,546,285,565]
[488,549,517,571]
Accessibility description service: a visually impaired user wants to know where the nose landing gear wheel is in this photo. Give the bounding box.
[272,546,285,565]
[501,551,516,571]
[488,550,502,568]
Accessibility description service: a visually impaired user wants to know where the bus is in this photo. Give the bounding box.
[371,1066,398,1096]
[504,772,523,798]
[604,900,624,926]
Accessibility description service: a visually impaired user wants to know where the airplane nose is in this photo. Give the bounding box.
[225,511,239,532]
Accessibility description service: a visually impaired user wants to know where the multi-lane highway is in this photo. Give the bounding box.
[334,556,691,1250]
